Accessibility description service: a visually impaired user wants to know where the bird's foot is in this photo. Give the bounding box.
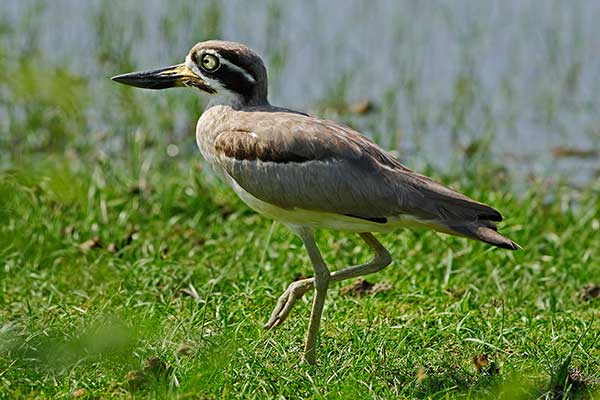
[264,278,313,329]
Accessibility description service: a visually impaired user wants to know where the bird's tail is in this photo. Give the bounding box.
[443,221,520,250]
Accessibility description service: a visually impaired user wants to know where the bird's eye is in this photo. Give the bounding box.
[200,54,220,71]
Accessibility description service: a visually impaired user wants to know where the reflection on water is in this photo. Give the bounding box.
[2,0,599,182]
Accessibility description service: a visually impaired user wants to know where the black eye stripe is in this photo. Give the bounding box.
[213,50,257,81]
[193,49,260,101]
[214,63,255,100]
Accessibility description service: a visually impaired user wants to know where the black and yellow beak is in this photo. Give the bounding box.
[111,63,216,93]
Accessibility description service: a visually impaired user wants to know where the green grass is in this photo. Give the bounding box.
[1,155,598,399]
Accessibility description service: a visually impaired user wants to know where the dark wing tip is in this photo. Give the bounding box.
[477,205,503,222]
[480,210,503,222]
[445,222,519,250]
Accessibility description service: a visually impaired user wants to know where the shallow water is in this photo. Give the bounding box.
[2,1,599,183]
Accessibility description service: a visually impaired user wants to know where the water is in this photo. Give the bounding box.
[2,0,599,183]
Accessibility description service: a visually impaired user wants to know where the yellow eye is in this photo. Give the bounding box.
[201,54,220,71]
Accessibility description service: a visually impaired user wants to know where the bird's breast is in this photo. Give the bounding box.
[195,107,231,174]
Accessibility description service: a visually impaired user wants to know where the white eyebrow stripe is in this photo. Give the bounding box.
[219,58,256,83]
[202,49,256,84]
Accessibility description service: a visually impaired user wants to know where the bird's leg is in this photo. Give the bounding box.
[263,233,392,359]
[299,230,330,365]
[329,233,392,281]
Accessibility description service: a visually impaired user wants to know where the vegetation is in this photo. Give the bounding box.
[1,2,599,399]
[1,155,599,399]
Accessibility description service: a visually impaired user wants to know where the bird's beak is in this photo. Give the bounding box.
[111,63,216,93]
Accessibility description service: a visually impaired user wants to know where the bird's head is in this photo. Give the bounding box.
[112,40,268,108]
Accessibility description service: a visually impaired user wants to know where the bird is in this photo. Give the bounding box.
[112,40,518,365]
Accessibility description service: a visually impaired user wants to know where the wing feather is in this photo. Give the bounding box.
[212,112,502,223]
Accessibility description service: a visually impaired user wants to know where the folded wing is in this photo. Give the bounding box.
[213,111,517,249]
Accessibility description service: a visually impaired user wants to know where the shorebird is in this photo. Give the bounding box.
[112,40,518,365]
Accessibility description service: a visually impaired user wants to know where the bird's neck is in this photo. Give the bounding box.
[205,89,269,110]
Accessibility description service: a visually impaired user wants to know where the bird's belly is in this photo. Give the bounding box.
[225,175,431,233]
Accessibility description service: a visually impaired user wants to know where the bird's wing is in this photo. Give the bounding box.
[213,111,502,223]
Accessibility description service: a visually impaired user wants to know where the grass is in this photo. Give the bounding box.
[1,2,600,398]
[1,154,598,399]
